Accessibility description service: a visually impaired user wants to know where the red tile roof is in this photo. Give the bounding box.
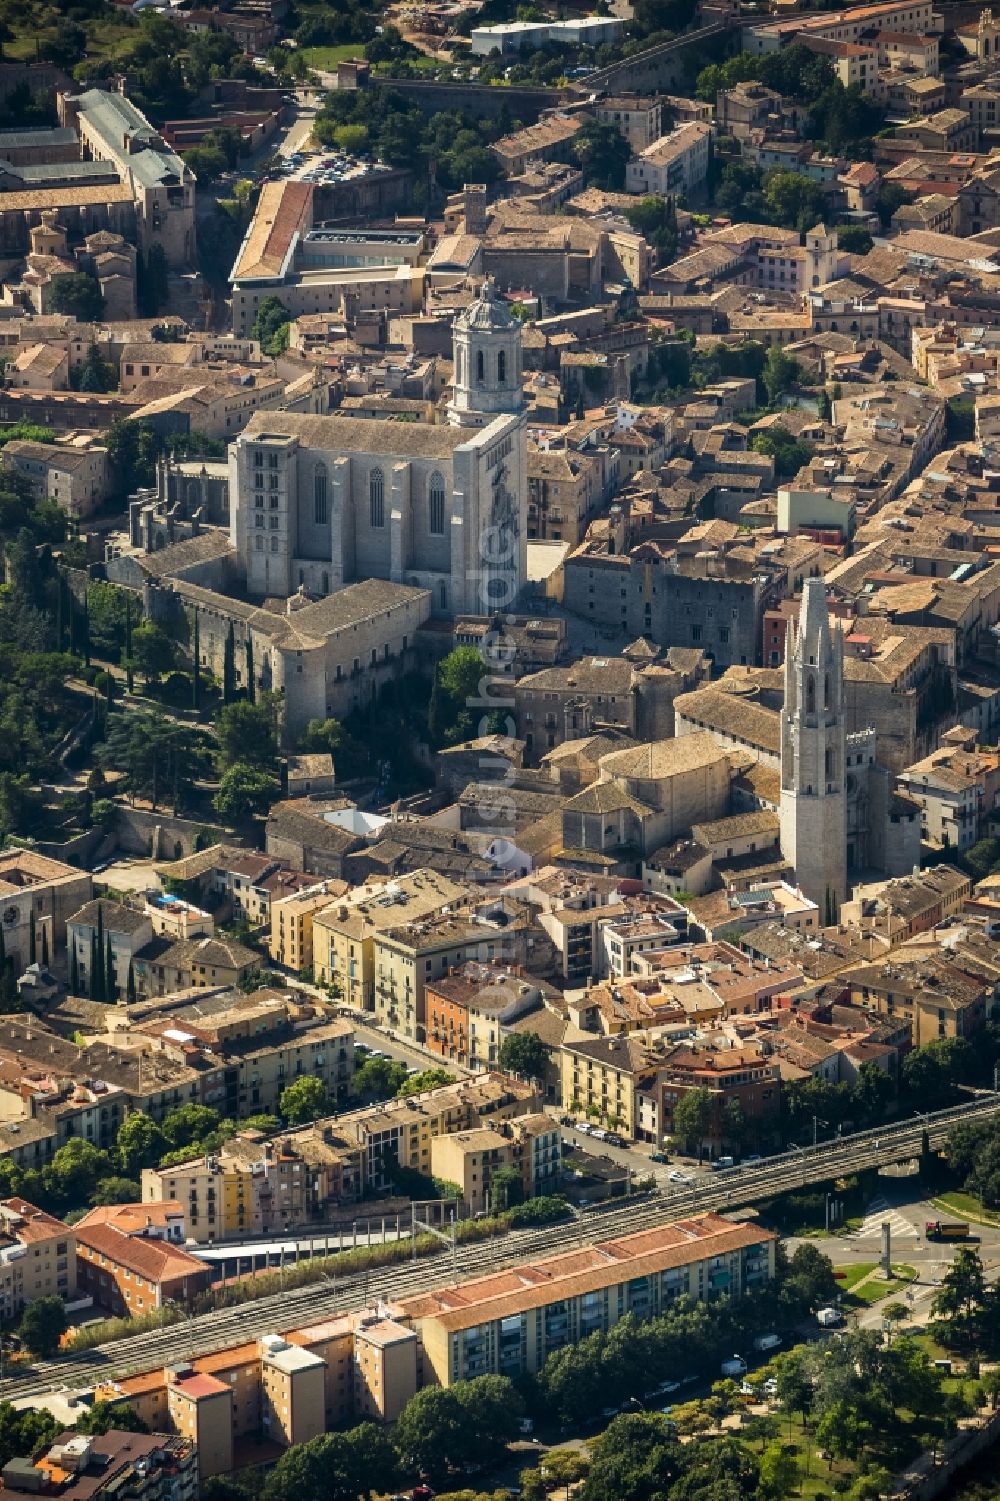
[76,1222,207,1285]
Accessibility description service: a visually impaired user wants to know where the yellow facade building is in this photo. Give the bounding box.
[313,869,470,1011]
[268,881,348,972]
[394,1213,776,1387]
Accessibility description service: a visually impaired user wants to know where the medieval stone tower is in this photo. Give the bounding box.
[780,575,848,917]
[448,277,525,429]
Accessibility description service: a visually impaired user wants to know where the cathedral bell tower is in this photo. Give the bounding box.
[779,575,848,918]
[448,277,525,429]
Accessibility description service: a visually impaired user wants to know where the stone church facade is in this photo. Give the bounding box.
[229,280,528,617]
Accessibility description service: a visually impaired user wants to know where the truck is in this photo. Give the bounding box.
[925,1220,970,1241]
[753,1333,781,1352]
[816,1307,842,1328]
[721,1356,747,1377]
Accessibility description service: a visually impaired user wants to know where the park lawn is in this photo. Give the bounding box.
[300,43,365,68]
[775,1394,965,1497]
[846,1264,917,1307]
[834,1262,876,1291]
[929,1191,1000,1227]
[372,52,442,73]
[7,13,132,61]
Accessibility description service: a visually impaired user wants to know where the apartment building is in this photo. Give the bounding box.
[897,727,1000,851]
[133,935,260,997]
[372,915,493,1042]
[67,899,154,996]
[312,869,470,1010]
[625,124,712,199]
[0,1198,74,1319]
[99,1311,419,1470]
[140,1125,355,1244]
[260,1334,326,1448]
[269,879,348,971]
[595,96,663,152]
[74,1220,210,1316]
[338,1073,540,1194]
[639,1046,781,1152]
[559,1033,651,1135]
[142,1074,538,1232]
[165,1365,234,1480]
[427,1113,560,1213]
[2,437,110,518]
[393,1213,776,1384]
[842,953,988,1043]
[4,1433,198,1501]
[425,962,547,1069]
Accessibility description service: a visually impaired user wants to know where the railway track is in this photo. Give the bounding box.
[3,1096,996,1400]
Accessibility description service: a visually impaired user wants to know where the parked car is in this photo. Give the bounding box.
[605,1133,625,1147]
[668,1170,691,1183]
[650,1150,669,1163]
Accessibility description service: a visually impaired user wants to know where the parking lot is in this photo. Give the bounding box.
[273,146,396,187]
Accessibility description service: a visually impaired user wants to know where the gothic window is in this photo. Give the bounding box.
[825,747,836,783]
[370,468,385,528]
[187,480,200,508]
[322,572,329,593]
[429,471,445,535]
[806,675,816,714]
[314,464,328,525]
[824,672,831,709]
[439,582,448,610]
[476,350,485,384]
[498,349,506,384]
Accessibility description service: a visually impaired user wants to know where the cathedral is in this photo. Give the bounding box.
[780,577,921,914]
[229,279,528,617]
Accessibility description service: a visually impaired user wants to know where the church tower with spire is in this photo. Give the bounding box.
[780,575,848,918]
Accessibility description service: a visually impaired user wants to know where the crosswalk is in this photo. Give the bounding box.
[850,1196,920,1241]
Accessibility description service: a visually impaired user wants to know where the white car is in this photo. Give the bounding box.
[668,1170,691,1183]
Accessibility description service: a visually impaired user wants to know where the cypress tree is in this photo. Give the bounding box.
[93,905,105,1003]
[41,924,49,970]
[125,595,134,693]
[126,961,136,1004]
[245,636,255,703]
[192,609,201,712]
[82,592,90,668]
[427,667,443,748]
[89,932,99,1001]
[223,623,236,703]
[28,910,35,967]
